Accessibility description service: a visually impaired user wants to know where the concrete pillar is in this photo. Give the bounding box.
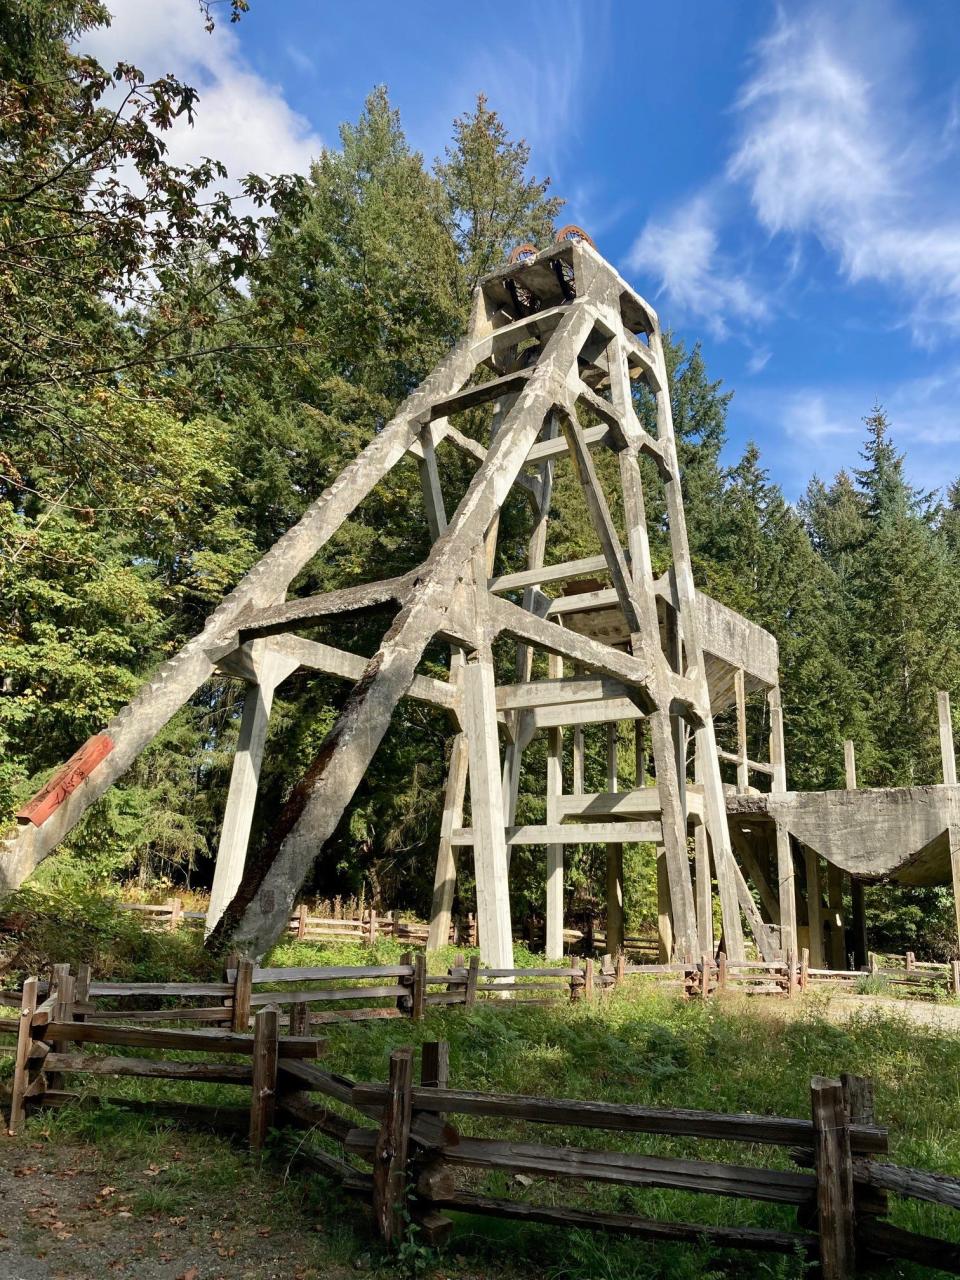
[605,722,624,954]
[804,845,825,968]
[827,862,846,970]
[545,653,564,960]
[427,732,469,950]
[844,739,857,790]
[939,692,956,786]
[206,645,298,936]
[850,878,868,969]
[734,667,749,793]
[768,685,787,793]
[774,820,797,960]
[463,646,514,970]
[656,848,674,962]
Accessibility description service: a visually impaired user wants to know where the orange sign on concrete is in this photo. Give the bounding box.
[16,734,114,827]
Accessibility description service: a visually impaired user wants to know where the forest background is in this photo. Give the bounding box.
[4,1,960,957]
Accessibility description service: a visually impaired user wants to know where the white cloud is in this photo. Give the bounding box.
[626,194,768,340]
[730,4,960,341]
[780,392,859,443]
[450,0,595,175]
[80,1,322,199]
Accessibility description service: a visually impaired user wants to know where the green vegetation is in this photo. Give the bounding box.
[5,934,960,1279]
[2,2,958,958]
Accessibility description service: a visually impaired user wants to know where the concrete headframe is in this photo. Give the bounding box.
[4,237,792,963]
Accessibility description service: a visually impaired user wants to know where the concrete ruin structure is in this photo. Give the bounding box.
[4,236,960,967]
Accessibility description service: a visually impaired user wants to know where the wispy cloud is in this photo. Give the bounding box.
[81,0,322,206]
[626,194,768,340]
[442,0,599,176]
[730,3,960,341]
[626,1,960,346]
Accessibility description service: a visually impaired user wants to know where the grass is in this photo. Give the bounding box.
[4,918,960,1277]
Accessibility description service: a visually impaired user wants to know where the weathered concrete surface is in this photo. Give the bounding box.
[727,785,960,884]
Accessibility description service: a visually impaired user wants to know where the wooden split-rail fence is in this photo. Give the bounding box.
[118,899,660,956]
[3,970,960,1279]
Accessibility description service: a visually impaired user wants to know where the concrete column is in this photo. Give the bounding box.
[768,686,787,793]
[206,644,298,935]
[545,653,564,960]
[804,845,825,968]
[850,878,868,969]
[844,739,857,790]
[827,863,846,970]
[605,722,624,955]
[692,744,714,956]
[774,820,797,960]
[939,692,956,786]
[427,732,469,950]
[463,646,514,970]
[656,848,674,962]
[734,668,749,793]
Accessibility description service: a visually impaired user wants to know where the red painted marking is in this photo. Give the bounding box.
[16,734,114,827]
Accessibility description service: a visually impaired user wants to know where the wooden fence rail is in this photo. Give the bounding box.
[4,970,960,1276]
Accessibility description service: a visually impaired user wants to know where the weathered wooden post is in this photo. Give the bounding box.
[583,956,595,1001]
[74,962,92,1021]
[368,907,377,946]
[232,958,254,1033]
[800,947,810,991]
[615,950,626,985]
[811,1075,856,1280]
[396,950,414,1016]
[464,955,480,1009]
[842,1073,887,1231]
[249,1005,279,1151]
[296,902,309,940]
[717,951,727,992]
[7,977,38,1135]
[46,964,73,1092]
[412,952,427,1022]
[372,1046,414,1244]
[289,1001,309,1036]
[905,950,915,974]
[787,949,799,999]
[167,896,182,932]
[700,952,712,999]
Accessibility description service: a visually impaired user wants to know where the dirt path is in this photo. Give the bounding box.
[824,992,960,1031]
[0,1127,356,1280]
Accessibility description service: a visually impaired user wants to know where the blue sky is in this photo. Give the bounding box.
[88,1,960,500]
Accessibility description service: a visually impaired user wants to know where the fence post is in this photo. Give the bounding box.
[800,947,810,991]
[412,952,427,1022]
[583,957,595,1001]
[296,902,308,940]
[811,1076,856,1280]
[905,950,915,974]
[616,950,625,985]
[372,1046,414,1244]
[868,951,878,976]
[787,949,798,998]
[717,951,727,992]
[842,1073,887,1227]
[232,958,254,1032]
[7,977,39,1135]
[167,896,182,932]
[368,907,377,946]
[289,1001,309,1036]
[397,951,414,1015]
[249,1005,279,1151]
[464,955,480,1009]
[46,965,74,1092]
[74,961,92,1021]
[700,953,711,998]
